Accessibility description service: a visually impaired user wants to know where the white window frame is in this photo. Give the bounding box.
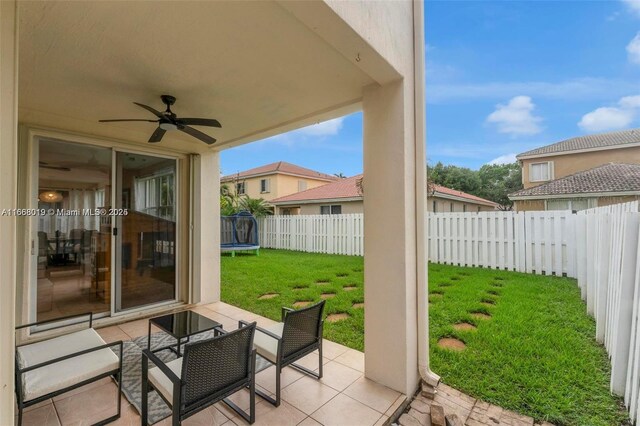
[320,204,342,215]
[529,161,554,183]
[260,178,270,194]
[236,181,246,195]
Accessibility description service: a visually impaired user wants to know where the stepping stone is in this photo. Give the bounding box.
[352,302,364,309]
[430,293,443,299]
[471,312,491,320]
[320,293,336,299]
[326,313,350,322]
[430,290,444,296]
[293,286,307,291]
[494,277,505,281]
[438,282,452,287]
[487,290,500,296]
[293,301,312,308]
[491,282,503,287]
[453,322,477,331]
[450,276,461,281]
[481,298,496,305]
[437,338,466,352]
[258,293,279,300]
[343,286,357,291]
[316,280,330,285]
[336,272,349,277]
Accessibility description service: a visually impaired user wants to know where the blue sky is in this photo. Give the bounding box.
[222,0,640,175]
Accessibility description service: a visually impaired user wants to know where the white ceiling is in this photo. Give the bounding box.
[18,1,373,153]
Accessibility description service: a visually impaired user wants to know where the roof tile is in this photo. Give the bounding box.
[517,128,640,158]
[221,161,338,182]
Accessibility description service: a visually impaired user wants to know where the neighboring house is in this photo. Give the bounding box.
[511,128,640,211]
[509,163,640,211]
[220,161,337,203]
[271,175,497,214]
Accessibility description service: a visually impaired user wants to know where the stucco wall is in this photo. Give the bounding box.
[222,174,332,202]
[521,146,640,188]
[298,200,363,215]
[428,198,495,213]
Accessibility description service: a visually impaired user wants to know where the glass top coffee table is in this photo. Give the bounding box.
[148,310,222,356]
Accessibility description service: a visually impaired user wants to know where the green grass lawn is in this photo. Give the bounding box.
[221,249,629,426]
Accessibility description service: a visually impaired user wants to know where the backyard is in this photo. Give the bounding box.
[221,249,628,425]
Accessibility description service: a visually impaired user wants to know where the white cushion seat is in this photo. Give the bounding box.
[148,357,183,401]
[253,323,284,363]
[16,328,119,402]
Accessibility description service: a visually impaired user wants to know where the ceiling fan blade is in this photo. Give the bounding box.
[40,165,71,171]
[148,127,166,143]
[178,118,222,128]
[133,102,165,118]
[99,119,157,123]
[179,125,216,145]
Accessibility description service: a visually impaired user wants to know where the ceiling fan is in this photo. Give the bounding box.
[99,95,221,145]
[39,161,70,172]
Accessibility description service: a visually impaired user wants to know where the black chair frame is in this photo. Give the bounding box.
[242,300,324,407]
[15,312,123,426]
[141,323,257,426]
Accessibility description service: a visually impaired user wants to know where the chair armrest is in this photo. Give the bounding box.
[141,349,181,384]
[254,325,282,341]
[281,307,294,321]
[17,340,122,374]
[15,312,93,331]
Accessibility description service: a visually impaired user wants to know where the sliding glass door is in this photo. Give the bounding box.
[114,152,177,311]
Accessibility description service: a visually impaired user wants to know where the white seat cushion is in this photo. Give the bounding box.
[17,328,119,402]
[253,323,284,364]
[148,357,183,402]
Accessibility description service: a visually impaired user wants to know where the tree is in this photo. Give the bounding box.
[239,197,273,217]
[477,163,522,210]
[427,162,482,195]
[334,172,346,178]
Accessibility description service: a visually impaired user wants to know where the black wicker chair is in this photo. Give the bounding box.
[15,312,123,426]
[142,322,257,426]
[242,300,325,407]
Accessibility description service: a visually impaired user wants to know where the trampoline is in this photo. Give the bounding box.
[220,211,260,257]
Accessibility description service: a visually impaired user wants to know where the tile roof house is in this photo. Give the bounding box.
[512,128,640,211]
[271,175,497,215]
[220,161,338,203]
[510,163,640,211]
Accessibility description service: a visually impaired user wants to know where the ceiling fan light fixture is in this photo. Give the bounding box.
[39,191,63,203]
[159,122,178,131]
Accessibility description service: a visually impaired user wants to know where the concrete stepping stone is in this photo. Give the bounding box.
[336,272,349,277]
[437,338,466,352]
[453,322,477,331]
[438,282,452,287]
[326,313,350,322]
[343,285,357,291]
[352,302,364,309]
[320,293,336,299]
[258,293,279,300]
[470,312,491,320]
[315,280,330,285]
[293,301,312,308]
[293,285,308,291]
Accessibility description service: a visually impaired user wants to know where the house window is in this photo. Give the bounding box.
[260,178,270,193]
[477,206,481,212]
[134,170,175,220]
[320,205,342,215]
[236,182,245,195]
[547,198,593,212]
[463,204,467,212]
[298,180,307,192]
[530,162,554,182]
[432,200,436,212]
[450,202,454,212]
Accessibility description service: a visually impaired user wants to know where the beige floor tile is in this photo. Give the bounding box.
[343,376,401,414]
[15,401,60,426]
[118,318,151,339]
[297,417,322,426]
[54,381,122,425]
[318,360,362,392]
[311,393,383,426]
[384,395,406,417]
[334,349,365,372]
[374,414,389,425]
[108,403,140,426]
[51,377,113,402]
[256,365,304,394]
[322,339,350,360]
[208,302,248,319]
[15,397,52,414]
[247,400,307,426]
[155,405,229,426]
[281,375,339,415]
[291,352,330,372]
[96,325,131,344]
[214,389,269,420]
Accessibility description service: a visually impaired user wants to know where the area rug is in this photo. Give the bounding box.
[116,331,271,425]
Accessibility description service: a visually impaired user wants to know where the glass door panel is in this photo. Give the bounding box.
[36,139,112,321]
[115,152,177,311]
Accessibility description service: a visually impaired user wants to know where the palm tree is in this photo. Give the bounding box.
[334,172,346,178]
[239,196,273,218]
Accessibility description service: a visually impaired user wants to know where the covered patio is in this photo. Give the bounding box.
[0,1,434,424]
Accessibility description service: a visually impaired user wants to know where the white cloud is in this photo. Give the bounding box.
[623,0,640,16]
[486,96,543,136]
[578,95,640,132]
[296,117,344,136]
[427,77,638,104]
[487,153,518,165]
[627,33,640,64]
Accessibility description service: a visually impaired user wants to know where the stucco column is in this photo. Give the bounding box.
[363,79,420,395]
[0,0,17,421]
[192,150,221,304]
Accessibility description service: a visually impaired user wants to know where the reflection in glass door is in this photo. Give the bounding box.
[35,139,112,321]
[115,152,177,311]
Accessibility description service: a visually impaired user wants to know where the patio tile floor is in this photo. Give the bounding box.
[16,302,404,426]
